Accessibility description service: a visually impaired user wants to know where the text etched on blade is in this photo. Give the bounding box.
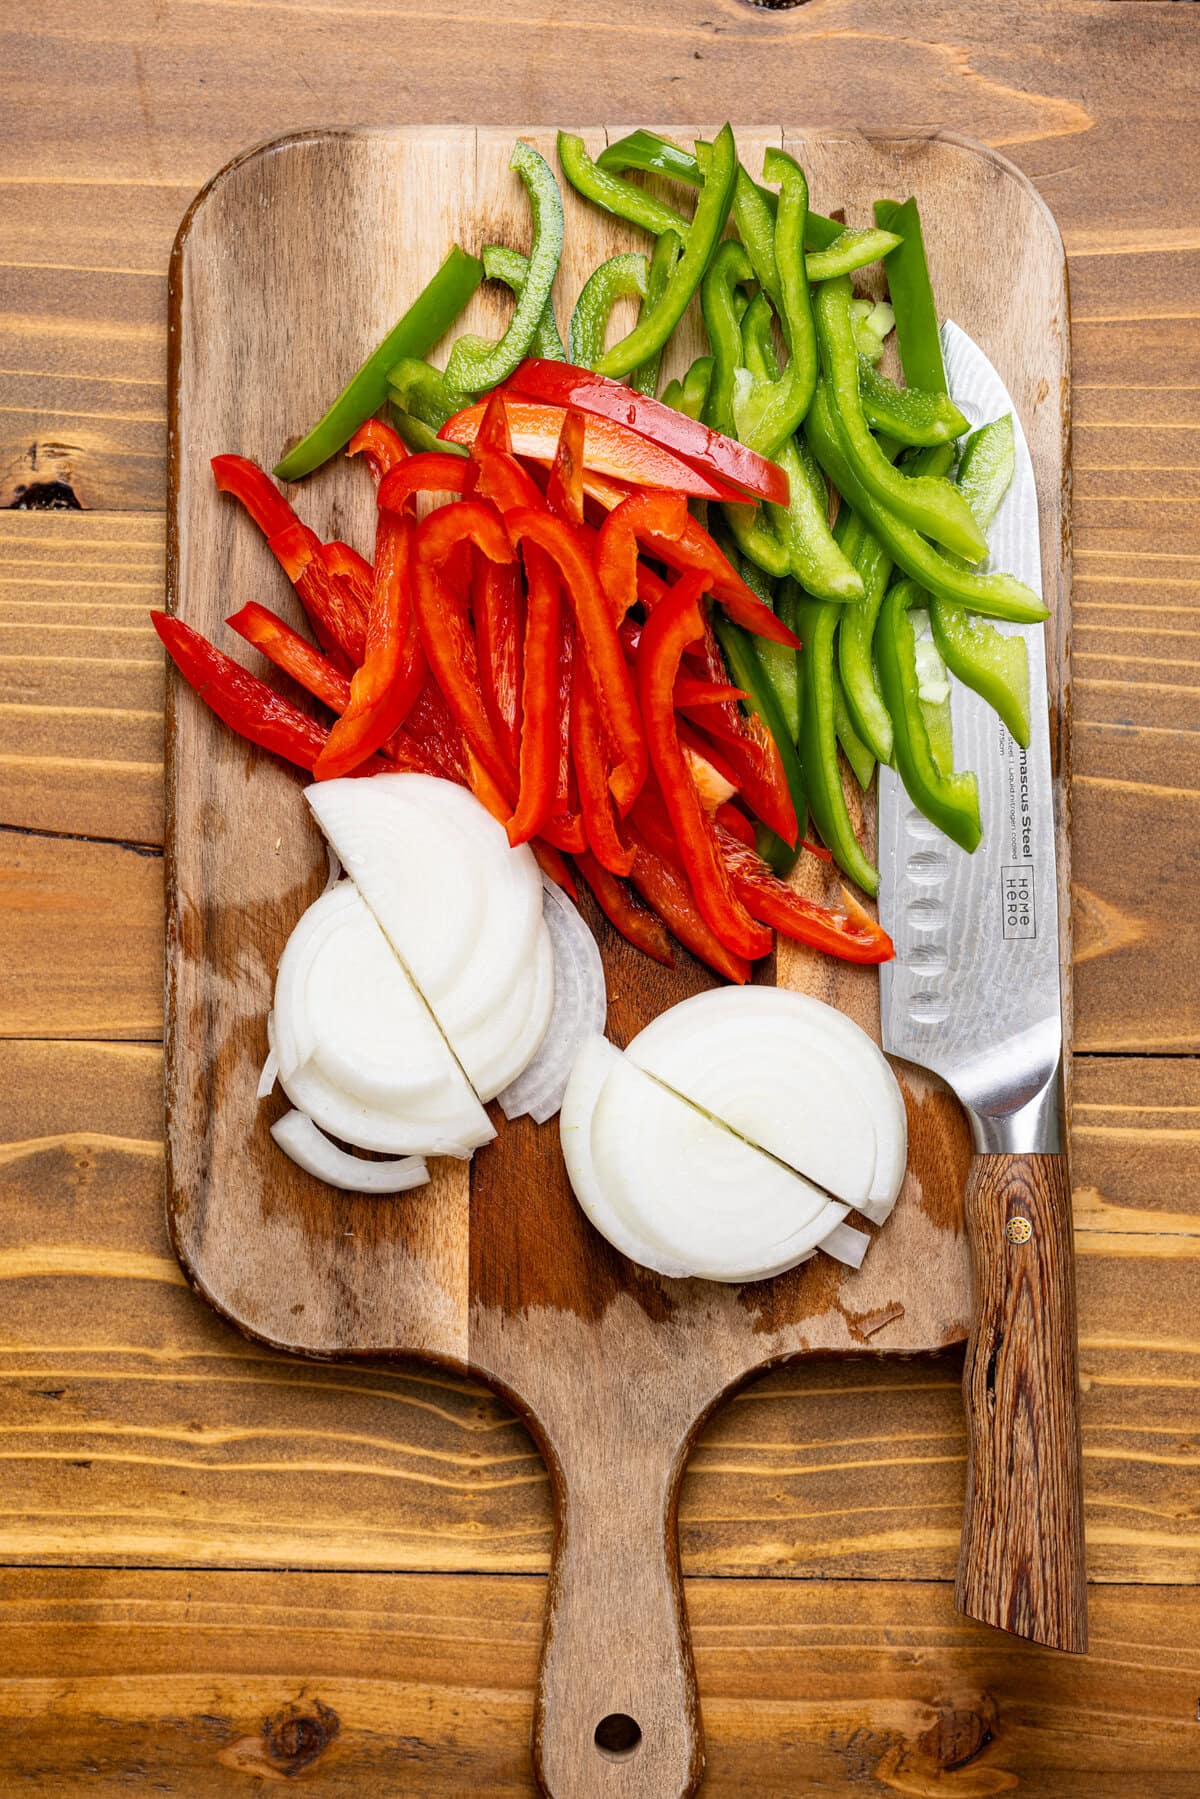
[1002,865,1037,941]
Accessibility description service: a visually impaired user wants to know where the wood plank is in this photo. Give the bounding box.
[3,1567,1200,1796]
[1,1039,1197,1584]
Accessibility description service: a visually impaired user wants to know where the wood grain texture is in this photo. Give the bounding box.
[5,1568,1200,1797]
[958,1152,1087,1651]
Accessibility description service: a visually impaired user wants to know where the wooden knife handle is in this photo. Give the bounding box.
[532,1427,703,1798]
[956,1150,1088,1652]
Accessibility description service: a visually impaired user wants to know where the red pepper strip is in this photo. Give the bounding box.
[500,359,791,508]
[576,848,672,966]
[268,520,366,668]
[412,499,517,802]
[540,618,588,855]
[715,801,756,849]
[715,824,895,965]
[597,492,689,625]
[402,678,468,783]
[469,443,544,513]
[654,519,798,648]
[532,840,578,900]
[674,675,746,709]
[545,409,587,525]
[227,602,351,712]
[681,620,797,844]
[507,534,564,847]
[441,399,746,503]
[348,418,409,485]
[323,540,374,595]
[506,508,647,816]
[625,823,751,984]
[472,555,523,769]
[315,512,423,780]
[474,389,513,456]
[637,577,773,961]
[378,452,471,513]
[572,655,634,876]
[211,454,298,538]
[153,610,329,772]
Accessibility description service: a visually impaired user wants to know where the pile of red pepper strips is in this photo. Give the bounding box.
[153,368,893,979]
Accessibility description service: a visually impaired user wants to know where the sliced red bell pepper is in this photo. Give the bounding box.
[226,602,351,713]
[680,621,797,844]
[625,823,751,984]
[540,618,588,854]
[714,823,895,964]
[315,511,424,780]
[501,359,790,507]
[153,610,328,772]
[377,452,470,513]
[211,454,298,538]
[506,507,647,816]
[472,555,523,771]
[470,442,545,513]
[572,655,634,876]
[473,388,513,456]
[322,540,374,607]
[674,675,746,709]
[347,418,409,485]
[545,409,586,525]
[441,398,746,503]
[402,678,468,783]
[576,848,672,965]
[412,499,518,802]
[715,800,756,849]
[531,840,578,900]
[637,577,773,962]
[596,491,689,624]
[268,520,366,667]
[507,536,563,847]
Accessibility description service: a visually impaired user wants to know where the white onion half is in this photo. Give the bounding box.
[271,882,494,1159]
[270,1108,430,1194]
[500,881,608,1124]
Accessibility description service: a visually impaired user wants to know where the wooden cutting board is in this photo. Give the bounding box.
[165,126,1070,1799]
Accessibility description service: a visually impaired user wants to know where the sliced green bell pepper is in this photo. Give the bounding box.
[873,196,949,397]
[806,382,1048,623]
[599,130,844,251]
[734,549,800,742]
[858,356,969,446]
[834,505,893,765]
[444,141,564,393]
[481,244,566,361]
[794,594,878,895]
[731,148,818,457]
[559,131,691,237]
[814,276,987,561]
[832,656,876,790]
[569,252,649,368]
[631,230,682,397]
[805,225,901,281]
[593,125,737,382]
[387,358,470,432]
[273,244,482,481]
[660,354,713,421]
[389,406,468,457]
[876,577,982,853]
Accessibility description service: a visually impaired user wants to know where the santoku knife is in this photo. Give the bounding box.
[877,322,1087,1654]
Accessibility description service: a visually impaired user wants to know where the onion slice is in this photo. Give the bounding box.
[257,1024,279,1100]
[270,1109,430,1194]
[500,881,607,1124]
[818,1220,872,1269]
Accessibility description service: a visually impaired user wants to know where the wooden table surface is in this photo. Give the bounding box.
[3,1,1198,1791]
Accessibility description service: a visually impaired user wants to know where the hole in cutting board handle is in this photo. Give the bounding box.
[594,1714,642,1760]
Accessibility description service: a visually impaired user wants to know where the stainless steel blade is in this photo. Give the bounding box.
[878,322,1064,1154]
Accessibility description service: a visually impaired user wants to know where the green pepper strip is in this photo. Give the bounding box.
[876,577,983,853]
[273,244,482,481]
[874,197,949,396]
[805,226,901,282]
[832,659,875,790]
[481,244,566,361]
[661,353,712,421]
[387,358,470,432]
[794,596,878,894]
[630,230,682,397]
[593,124,738,381]
[834,505,894,764]
[569,252,648,369]
[713,614,807,873]
[731,148,818,457]
[600,131,843,249]
[388,406,468,458]
[806,382,1047,623]
[444,141,564,393]
[733,545,800,742]
[929,416,1030,746]
[814,277,987,561]
[558,132,690,237]
[736,293,862,602]
[858,356,969,447]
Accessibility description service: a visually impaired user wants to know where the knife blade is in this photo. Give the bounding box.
[878,322,1087,1653]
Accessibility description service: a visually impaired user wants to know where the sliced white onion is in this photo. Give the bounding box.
[321,843,343,894]
[625,987,906,1225]
[257,1023,279,1100]
[500,881,607,1124]
[588,1051,844,1283]
[559,1036,693,1277]
[271,883,494,1158]
[818,1220,873,1269]
[454,924,555,1103]
[270,1108,430,1194]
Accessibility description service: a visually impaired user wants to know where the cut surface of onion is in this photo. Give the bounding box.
[305,773,547,1092]
[559,1036,693,1277]
[257,1025,279,1100]
[587,1050,844,1283]
[625,986,906,1225]
[270,1108,430,1194]
[818,1220,873,1269]
[500,881,608,1124]
[459,924,556,1102]
[271,882,494,1158]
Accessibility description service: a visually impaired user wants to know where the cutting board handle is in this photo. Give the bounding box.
[531,1421,703,1798]
[956,1149,1088,1652]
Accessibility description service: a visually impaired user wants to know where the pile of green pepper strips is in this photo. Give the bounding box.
[275,126,1046,894]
